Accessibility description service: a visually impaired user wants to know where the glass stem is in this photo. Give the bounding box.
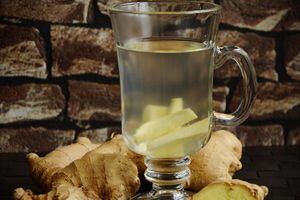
[144,156,191,199]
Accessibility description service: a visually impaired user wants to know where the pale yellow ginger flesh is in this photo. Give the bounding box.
[142,98,184,123]
[142,105,168,122]
[27,137,100,190]
[135,99,212,158]
[134,108,197,143]
[193,179,268,200]
[148,133,204,158]
[168,97,184,114]
[187,130,243,191]
[147,117,209,150]
[149,139,186,158]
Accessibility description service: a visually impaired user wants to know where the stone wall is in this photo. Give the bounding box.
[0,0,299,152]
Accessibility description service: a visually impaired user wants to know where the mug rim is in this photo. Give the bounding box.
[108,1,221,15]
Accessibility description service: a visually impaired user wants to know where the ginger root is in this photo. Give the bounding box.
[27,135,145,192]
[14,152,140,200]
[27,137,100,190]
[96,135,146,175]
[187,130,242,191]
[14,185,90,200]
[14,130,248,200]
[192,179,268,200]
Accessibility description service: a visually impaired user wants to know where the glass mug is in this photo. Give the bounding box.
[109,1,257,199]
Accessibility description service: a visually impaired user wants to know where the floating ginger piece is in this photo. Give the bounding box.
[168,98,184,114]
[142,105,168,122]
[134,108,197,143]
[142,98,184,123]
[148,133,204,158]
[148,139,185,158]
[147,117,209,150]
[192,179,268,200]
[145,117,209,158]
[137,100,211,159]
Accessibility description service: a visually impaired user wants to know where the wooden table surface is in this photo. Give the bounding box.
[1,146,300,200]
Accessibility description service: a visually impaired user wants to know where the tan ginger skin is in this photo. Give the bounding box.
[14,131,268,200]
[27,137,100,191]
[187,130,243,191]
[16,140,140,200]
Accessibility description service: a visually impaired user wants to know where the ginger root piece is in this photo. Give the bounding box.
[14,185,91,200]
[16,130,243,199]
[168,97,184,114]
[142,105,168,122]
[96,135,146,175]
[27,137,100,190]
[134,108,197,143]
[192,179,268,200]
[187,130,243,191]
[14,153,140,200]
[14,188,46,200]
[53,152,140,199]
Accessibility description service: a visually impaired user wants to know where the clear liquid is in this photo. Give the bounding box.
[117,39,214,158]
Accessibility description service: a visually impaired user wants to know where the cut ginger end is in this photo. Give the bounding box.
[193,180,268,200]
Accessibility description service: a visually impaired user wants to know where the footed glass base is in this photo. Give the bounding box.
[133,156,192,200]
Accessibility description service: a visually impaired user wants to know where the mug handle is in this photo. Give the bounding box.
[214,45,257,127]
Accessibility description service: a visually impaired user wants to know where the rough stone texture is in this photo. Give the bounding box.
[0,24,47,78]
[51,26,118,77]
[285,34,300,81]
[78,126,121,143]
[0,0,93,23]
[0,84,65,124]
[287,128,300,145]
[282,6,300,31]
[0,127,75,152]
[68,80,121,121]
[231,125,284,147]
[216,30,277,81]
[220,0,298,31]
[213,86,229,112]
[231,82,300,120]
